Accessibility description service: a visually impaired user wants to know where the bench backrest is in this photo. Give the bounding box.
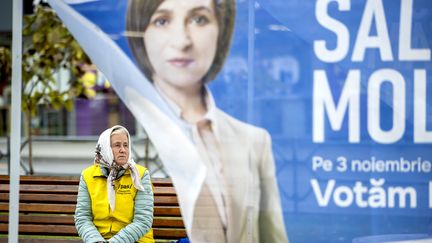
[0,175,186,242]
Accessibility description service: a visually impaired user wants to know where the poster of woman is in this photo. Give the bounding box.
[125,0,287,242]
[48,0,432,242]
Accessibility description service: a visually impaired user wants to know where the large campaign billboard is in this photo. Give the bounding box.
[48,0,432,242]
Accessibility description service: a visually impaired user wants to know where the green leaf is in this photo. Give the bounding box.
[32,32,44,45]
[64,99,74,112]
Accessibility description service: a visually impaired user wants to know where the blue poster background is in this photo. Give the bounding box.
[67,0,432,242]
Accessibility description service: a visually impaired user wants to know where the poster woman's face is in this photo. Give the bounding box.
[143,0,219,91]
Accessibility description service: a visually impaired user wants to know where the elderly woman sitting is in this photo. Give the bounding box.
[75,125,154,243]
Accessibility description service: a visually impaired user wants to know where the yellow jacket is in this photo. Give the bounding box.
[76,164,154,243]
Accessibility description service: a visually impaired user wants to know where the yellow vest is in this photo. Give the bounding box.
[82,164,154,243]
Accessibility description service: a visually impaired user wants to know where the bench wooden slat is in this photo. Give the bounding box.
[0,239,82,243]
[154,206,181,216]
[154,187,177,196]
[0,175,80,185]
[0,175,174,186]
[153,218,184,228]
[0,203,76,213]
[155,196,178,206]
[0,184,176,196]
[0,193,178,206]
[0,215,74,225]
[153,228,188,239]
[152,177,175,187]
[0,223,186,238]
[0,215,184,228]
[0,193,77,203]
[0,203,181,217]
[0,184,78,194]
[0,223,77,235]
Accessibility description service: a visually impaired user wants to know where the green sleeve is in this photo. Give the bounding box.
[75,175,106,243]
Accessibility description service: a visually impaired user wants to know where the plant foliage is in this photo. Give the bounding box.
[22,5,91,116]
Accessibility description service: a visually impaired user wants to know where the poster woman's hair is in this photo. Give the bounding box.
[126,0,236,84]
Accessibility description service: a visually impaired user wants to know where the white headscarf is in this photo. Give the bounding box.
[94,125,145,211]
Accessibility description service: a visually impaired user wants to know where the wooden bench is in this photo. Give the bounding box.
[0,175,186,243]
